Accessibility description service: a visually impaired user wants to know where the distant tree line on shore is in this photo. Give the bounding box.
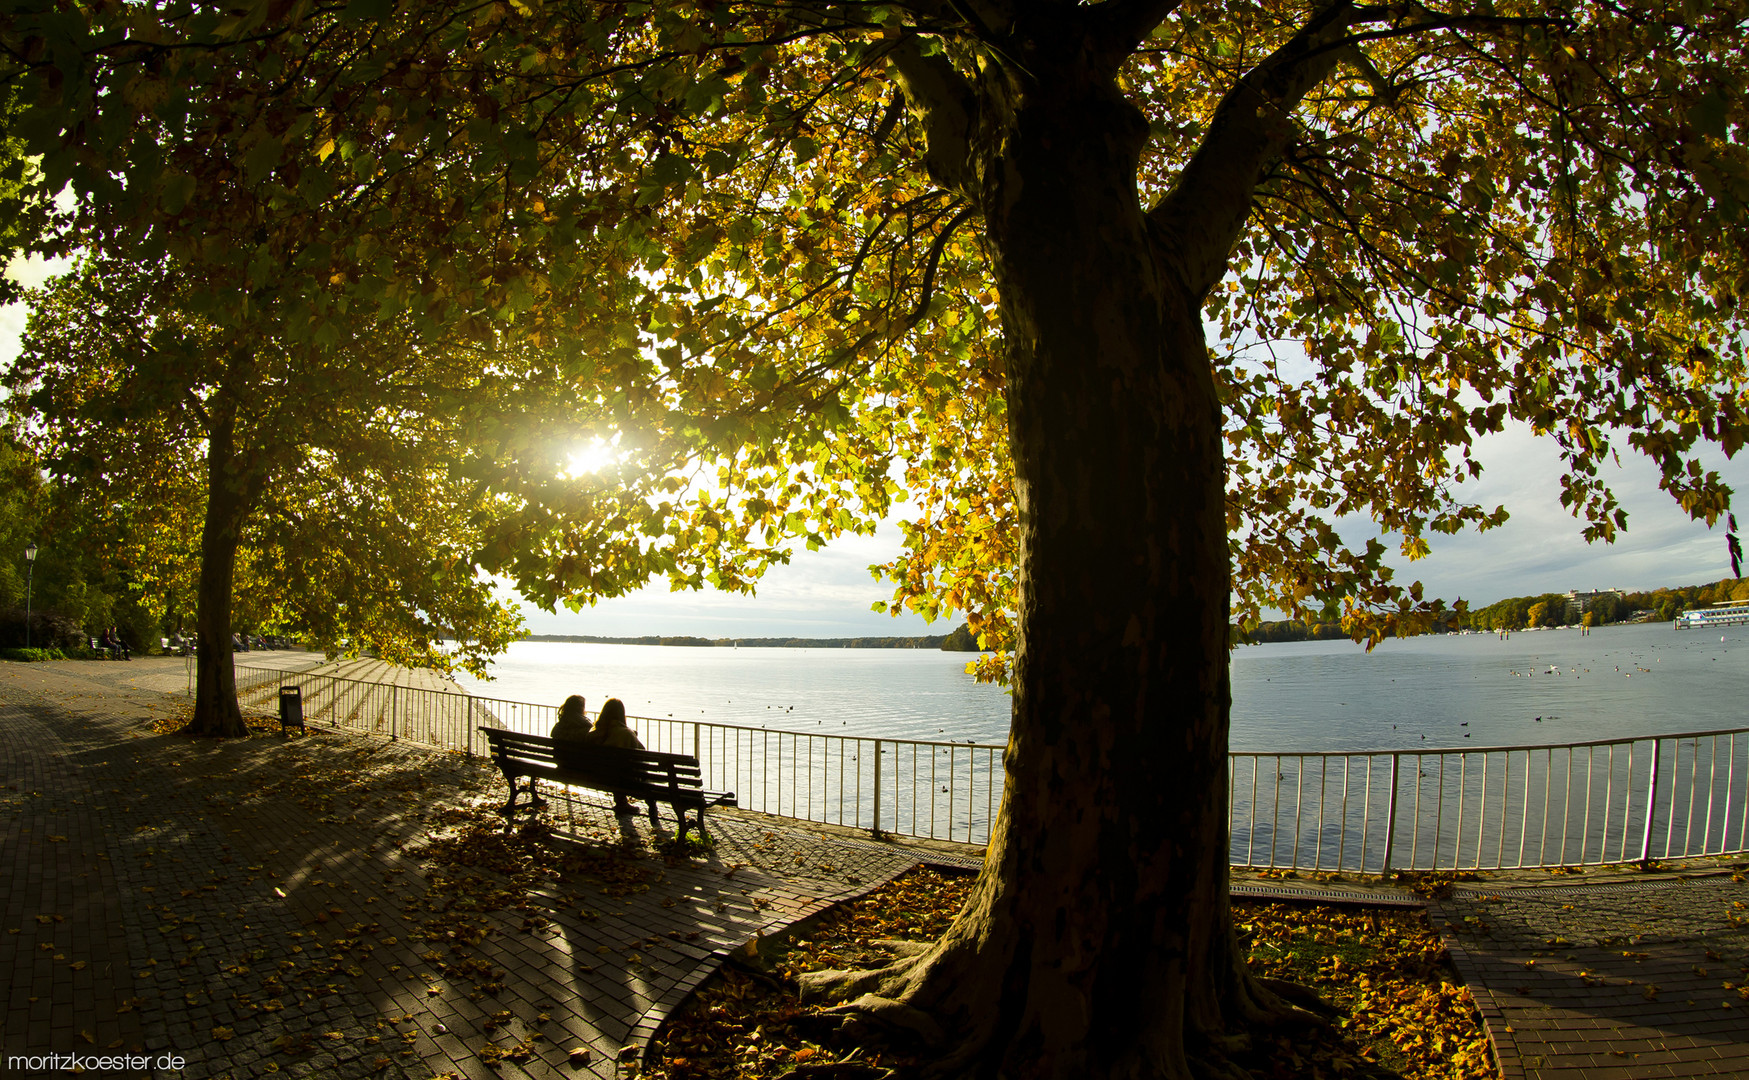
[1236,620,1355,644]
[1465,577,1749,631]
[1237,576,1749,644]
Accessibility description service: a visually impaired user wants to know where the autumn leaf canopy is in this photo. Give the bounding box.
[3,0,1746,656]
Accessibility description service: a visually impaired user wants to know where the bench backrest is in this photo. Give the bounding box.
[480,727,704,791]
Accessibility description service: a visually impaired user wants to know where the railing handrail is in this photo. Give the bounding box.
[1238,726,1749,757]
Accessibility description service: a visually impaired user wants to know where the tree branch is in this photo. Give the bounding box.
[888,34,981,200]
[907,204,979,325]
[1338,44,1401,106]
[1147,2,1366,301]
[1088,0,1184,59]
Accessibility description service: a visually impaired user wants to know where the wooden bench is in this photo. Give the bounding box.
[478,727,736,841]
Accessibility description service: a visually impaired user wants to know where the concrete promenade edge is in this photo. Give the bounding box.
[0,657,920,1079]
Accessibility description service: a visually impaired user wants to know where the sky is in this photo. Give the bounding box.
[6,253,1745,639]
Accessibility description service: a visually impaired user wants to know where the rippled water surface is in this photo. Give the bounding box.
[449,621,1748,751]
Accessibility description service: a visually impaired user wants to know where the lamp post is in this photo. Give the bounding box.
[24,544,38,650]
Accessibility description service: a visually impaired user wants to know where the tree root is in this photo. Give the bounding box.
[785,1061,893,1080]
[795,948,927,1006]
[822,994,946,1047]
[1253,976,1342,1020]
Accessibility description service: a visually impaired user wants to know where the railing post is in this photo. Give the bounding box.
[391,683,399,740]
[1381,753,1401,877]
[1640,738,1662,863]
[871,739,883,837]
[694,722,701,765]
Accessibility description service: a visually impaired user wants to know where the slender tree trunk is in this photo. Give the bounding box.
[185,403,252,738]
[804,37,1286,1080]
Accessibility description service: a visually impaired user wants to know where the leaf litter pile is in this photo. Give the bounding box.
[642,870,1495,1080]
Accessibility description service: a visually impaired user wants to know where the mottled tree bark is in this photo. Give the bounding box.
[802,6,1355,1076]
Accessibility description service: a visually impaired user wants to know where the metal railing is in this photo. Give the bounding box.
[236,664,1749,869]
[234,663,1007,843]
[1230,730,1749,873]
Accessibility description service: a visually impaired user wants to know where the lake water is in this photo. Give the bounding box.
[449,621,1748,752]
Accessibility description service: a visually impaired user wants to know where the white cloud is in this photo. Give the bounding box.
[1351,420,1747,605]
[532,416,1749,637]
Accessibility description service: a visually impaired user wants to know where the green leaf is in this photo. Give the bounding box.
[159,173,195,215]
[243,136,282,186]
[343,0,398,23]
[1688,86,1729,140]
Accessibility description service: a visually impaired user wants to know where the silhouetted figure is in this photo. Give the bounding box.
[551,694,591,740]
[550,694,591,769]
[587,697,645,814]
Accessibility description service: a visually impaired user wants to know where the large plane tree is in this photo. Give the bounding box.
[5,0,1748,1075]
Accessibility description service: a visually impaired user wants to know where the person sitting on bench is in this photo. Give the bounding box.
[586,697,645,815]
[550,695,592,769]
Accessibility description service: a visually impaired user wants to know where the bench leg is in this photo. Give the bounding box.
[673,807,708,844]
[646,800,662,831]
[500,776,544,822]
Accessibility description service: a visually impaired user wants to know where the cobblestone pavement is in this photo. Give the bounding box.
[1436,872,1749,1078]
[1,660,919,1079]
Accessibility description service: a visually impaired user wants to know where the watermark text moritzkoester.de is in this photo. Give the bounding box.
[7,1053,186,1072]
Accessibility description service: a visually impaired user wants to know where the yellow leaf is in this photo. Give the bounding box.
[317,138,336,161]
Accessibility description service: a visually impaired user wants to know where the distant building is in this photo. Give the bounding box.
[1565,589,1624,620]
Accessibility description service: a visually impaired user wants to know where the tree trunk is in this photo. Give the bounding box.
[803,35,1288,1080]
[184,403,252,738]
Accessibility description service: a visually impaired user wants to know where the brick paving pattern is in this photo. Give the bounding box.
[0,659,918,1079]
[1436,873,1749,1077]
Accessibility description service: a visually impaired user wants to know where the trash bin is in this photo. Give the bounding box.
[279,686,304,730]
